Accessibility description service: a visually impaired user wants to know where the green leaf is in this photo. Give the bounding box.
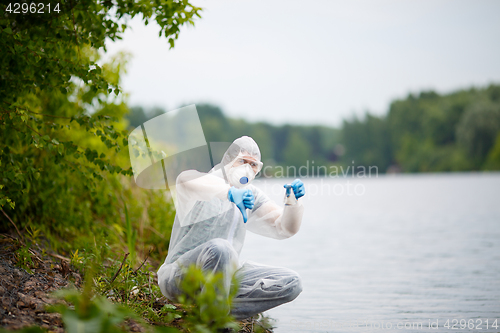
[162,304,177,311]
[58,145,65,155]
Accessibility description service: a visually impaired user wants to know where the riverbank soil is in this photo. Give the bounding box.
[0,238,74,332]
[0,236,272,333]
[0,236,150,332]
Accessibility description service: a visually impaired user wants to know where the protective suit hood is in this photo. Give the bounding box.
[218,136,263,187]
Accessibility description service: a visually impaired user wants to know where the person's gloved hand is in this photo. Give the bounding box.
[228,187,254,223]
[291,179,305,199]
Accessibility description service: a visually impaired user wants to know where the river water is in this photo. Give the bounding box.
[239,173,500,332]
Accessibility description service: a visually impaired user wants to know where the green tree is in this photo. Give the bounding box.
[342,113,392,172]
[197,103,231,142]
[249,122,275,164]
[456,99,500,167]
[337,86,500,173]
[127,106,166,128]
[0,0,200,251]
[483,133,500,170]
[282,130,310,168]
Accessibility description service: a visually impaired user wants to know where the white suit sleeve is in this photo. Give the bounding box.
[245,189,304,240]
[176,170,230,202]
[173,170,232,226]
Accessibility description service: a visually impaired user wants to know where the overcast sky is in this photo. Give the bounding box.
[103,0,500,127]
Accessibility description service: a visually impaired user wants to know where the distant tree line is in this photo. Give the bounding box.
[127,104,342,175]
[342,84,500,172]
[126,84,500,174]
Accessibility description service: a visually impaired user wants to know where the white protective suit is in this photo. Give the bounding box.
[157,136,304,319]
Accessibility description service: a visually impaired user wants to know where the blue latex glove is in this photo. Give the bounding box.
[228,187,255,223]
[290,179,305,199]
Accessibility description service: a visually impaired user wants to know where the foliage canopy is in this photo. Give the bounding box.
[0,0,200,257]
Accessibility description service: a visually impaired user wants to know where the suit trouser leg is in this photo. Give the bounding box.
[158,238,239,301]
[231,261,303,319]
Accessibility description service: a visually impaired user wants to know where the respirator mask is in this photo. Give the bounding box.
[226,163,256,188]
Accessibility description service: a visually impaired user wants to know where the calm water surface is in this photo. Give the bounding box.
[239,174,500,332]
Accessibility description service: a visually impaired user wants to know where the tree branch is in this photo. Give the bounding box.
[1,102,72,119]
[23,123,42,137]
[133,248,153,274]
[110,252,129,284]
[1,208,23,241]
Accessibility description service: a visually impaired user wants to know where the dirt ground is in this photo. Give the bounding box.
[0,237,166,333]
[0,238,271,333]
[0,241,77,332]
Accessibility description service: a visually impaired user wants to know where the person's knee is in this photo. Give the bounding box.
[199,238,237,269]
[205,238,235,257]
[283,272,302,303]
[206,238,232,249]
